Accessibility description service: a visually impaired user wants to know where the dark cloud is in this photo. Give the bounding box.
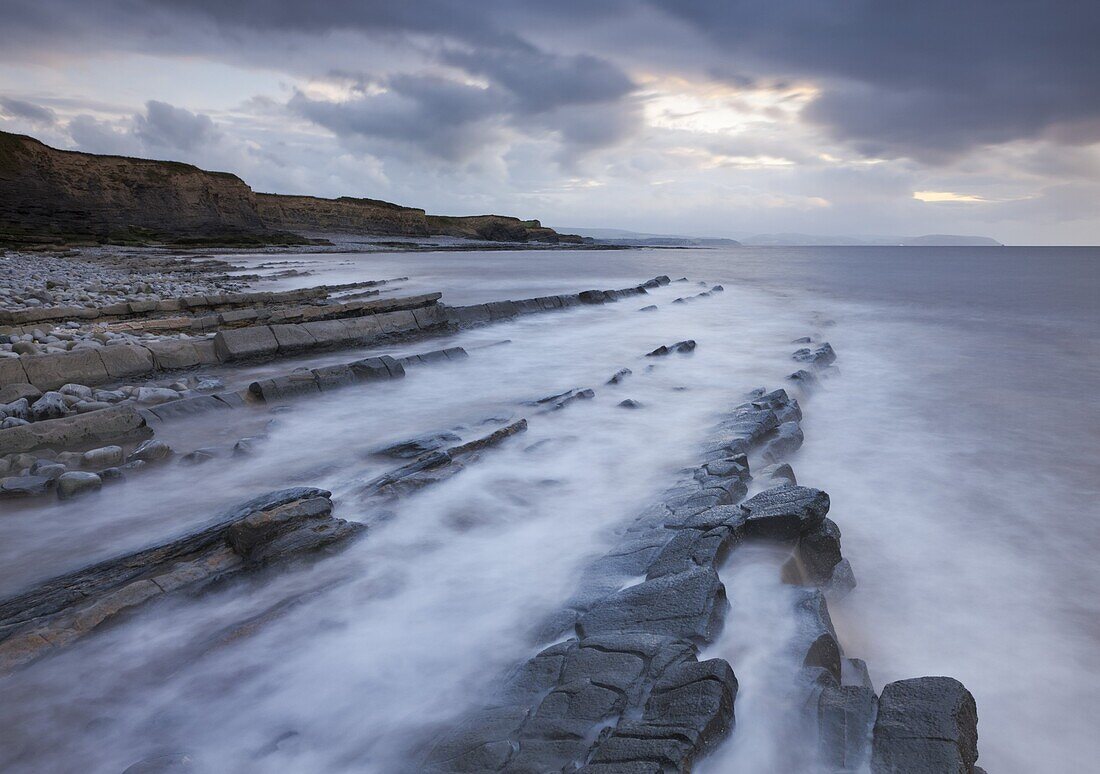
[132,100,218,152]
[650,0,1100,160]
[440,46,634,114]
[0,96,57,125]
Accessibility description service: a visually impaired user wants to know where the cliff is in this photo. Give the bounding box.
[255,193,430,237]
[0,132,282,245]
[0,131,585,247]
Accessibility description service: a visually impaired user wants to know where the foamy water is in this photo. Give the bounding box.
[1,246,1097,772]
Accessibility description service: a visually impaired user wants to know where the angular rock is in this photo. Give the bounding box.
[30,391,68,421]
[740,485,830,540]
[871,677,979,774]
[577,566,727,642]
[819,683,877,772]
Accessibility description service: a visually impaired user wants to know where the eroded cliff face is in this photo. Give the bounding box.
[0,132,271,245]
[0,131,585,246]
[255,194,430,237]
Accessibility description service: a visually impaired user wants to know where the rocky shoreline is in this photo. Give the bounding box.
[0,248,982,772]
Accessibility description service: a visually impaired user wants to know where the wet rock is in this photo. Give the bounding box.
[871,677,979,773]
[31,461,66,481]
[607,368,632,385]
[759,462,797,485]
[796,589,843,681]
[127,439,172,464]
[819,683,877,772]
[638,304,658,312]
[82,445,124,469]
[421,705,528,772]
[577,566,727,642]
[180,448,219,465]
[646,340,696,357]
[233,437,262,457]
[740,485,830,540]
[711,285,724,292]
[618,399,643,409]
[0,475,52,497]
[533,387,595,411]
[5,398,30,421]
[843,658,874,691]
[0,417,30,429]
[373,432,462,459]
[791,336,813,344]
[761,421,805,462]
[57,471,102,499]
[30,391,69,421]
[792,342,837,367]
[641,275,671,288]
[787,369,819,389]
[588,659,737,771]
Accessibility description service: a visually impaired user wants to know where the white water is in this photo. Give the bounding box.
[1,246,1097,772]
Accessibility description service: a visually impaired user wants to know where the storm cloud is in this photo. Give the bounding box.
[0,0,1097,241]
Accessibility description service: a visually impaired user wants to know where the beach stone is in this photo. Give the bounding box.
[618,399,643,409]
[82,445,124,468]
[30,391,69,421]
[871,677,979,773]
[1,474,52,497]
[4,398,30,420]
[792,343,837,367]
[127,439,172,463]
[135,387,181,406]
[639,305,658,312]
[30,461,67,480]
[58,383,93,399]
[57,471,102,499]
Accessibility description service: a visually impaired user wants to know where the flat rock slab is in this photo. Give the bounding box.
[0,487,363,674]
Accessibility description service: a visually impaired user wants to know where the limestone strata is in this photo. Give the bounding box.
[420,389,791,772]
[0,487,363,674]
[359,420,528,502]
[0,404,147,455]
[442,282,654,328]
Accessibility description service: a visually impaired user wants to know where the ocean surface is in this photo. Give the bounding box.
[1,245,1097,772]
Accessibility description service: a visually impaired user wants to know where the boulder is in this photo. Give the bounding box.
[819,683,877,772]
[0,475,52,497]
[740,485,830,540]
[30,391,69,421]
[57,471,102,499]
[145,340,202,370]
[871,677,979,773]
[792,343,837,367]
[21,349,109,391]
[127,439,172,463]
[82,445,124,468]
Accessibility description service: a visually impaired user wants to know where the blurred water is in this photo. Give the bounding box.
[0,245,1097,772]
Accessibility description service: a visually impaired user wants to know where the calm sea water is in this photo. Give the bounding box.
[0,246,1096,773]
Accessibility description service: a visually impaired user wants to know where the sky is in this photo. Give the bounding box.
[1,1,1098,244]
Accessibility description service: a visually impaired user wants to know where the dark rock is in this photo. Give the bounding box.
[30,391,68,421]
[787,369,819,389]
[711,285,724,292]
[607,368,632,384]
[791,336,813,344]
[819,683,877,772]
[871,677,979,774]
[618,399,643,409]
[646,340,695,357]
[533,388,595,411]
[843,658,874,690]
[792,342,837,367]
[741,485,830,540]
[421,705,528,772]
[0,474,52,497]
[796,589,842,682]
[31,461,66,481]
[761,421,804,462]
[577,566,727,642]
[638,305,658,312]
[372,431,462,459]
[645,526,738,579]
[0,383,42,404]
[121,752,195,773]
[792,517,844,585]
[759,462,797,485]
